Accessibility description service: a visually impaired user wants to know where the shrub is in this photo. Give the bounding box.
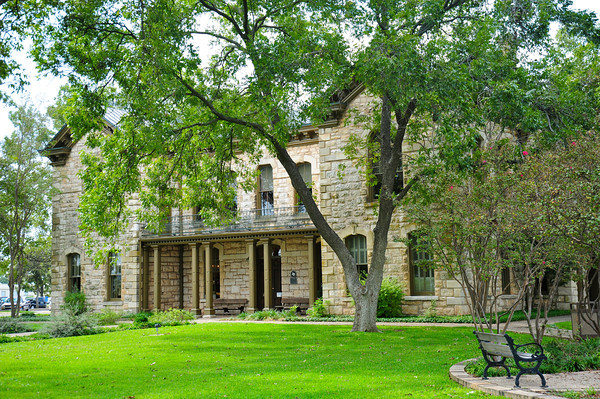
[96,308,122,325]
[19,311,36,318]
[41,313,99,338]
[307,297,329,318]
[148,308,195,326]
[377,278,405,318]
[0,318,27,334]
[133,311,153,327]
[62,291,89,316]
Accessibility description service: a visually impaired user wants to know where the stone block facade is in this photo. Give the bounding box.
[46,88,577,317]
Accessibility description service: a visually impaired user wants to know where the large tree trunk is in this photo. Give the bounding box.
[353,292,380,332]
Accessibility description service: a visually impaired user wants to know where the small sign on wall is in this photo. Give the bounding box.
[290,270,297,285]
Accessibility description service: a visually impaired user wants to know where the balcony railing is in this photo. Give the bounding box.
[141,206,314,238]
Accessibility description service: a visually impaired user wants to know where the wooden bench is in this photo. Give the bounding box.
[281,297,310,314]
[213,298,248,315]
[473,331,547,388]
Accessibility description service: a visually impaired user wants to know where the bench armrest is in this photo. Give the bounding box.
[514,342,544,357]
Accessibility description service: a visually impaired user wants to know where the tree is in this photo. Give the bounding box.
[22,235,52,305]
[33,0,599,331]
[0,0,57,101]
[0,105,52,317]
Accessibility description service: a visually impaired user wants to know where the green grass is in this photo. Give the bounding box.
[553,321,572,330]
[0,323,492,398]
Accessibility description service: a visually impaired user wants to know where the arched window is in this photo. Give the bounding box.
[296,162,312,213]
[345,235,368,278]
[258,165,274,215]
[409,234,434,295]
[108,252,122,299]
[68,253,81,292]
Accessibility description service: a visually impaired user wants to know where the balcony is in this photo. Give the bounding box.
[140,206,314,238]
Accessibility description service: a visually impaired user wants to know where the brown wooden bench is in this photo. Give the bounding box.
[281,297,310,314]
[473,331,547,388]
[213,298,248,315]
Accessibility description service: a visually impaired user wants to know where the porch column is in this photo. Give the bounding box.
[153,245,161,311]
[191,243,201,316]
[246,239,257,313]
[307,235,316,305]
[142,246,150,311]
[263,239,272,310]
[203,243,215,317]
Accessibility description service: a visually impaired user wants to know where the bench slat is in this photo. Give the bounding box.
[475,332,509,345]
[480,341,514,358]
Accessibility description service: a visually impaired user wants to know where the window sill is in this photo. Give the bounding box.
[404,296,438,301]
[103,300,123,306]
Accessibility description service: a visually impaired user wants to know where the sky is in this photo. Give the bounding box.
[1,0,599,139]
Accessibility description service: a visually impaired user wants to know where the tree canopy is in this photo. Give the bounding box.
[32,0,599,331]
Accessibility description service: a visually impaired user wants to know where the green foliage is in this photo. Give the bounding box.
[0,317,27,334]
[19,311,35,318]
[41,312,99,338]
[95,308,122,326]
[43,291,97,338]
[377,278,405,318]
[62,291,89,316]
[132,311,153,328]
[0,335,26,344]
[307,297,329,318]
[147,308,194,326]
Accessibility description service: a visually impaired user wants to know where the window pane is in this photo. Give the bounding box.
[259,165,273,191]
[298,163,311,183]
[410,235,434,295]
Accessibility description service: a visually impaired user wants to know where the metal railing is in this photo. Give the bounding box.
[141,206,314,238]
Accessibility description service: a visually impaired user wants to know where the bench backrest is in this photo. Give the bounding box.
[474,331,514,358]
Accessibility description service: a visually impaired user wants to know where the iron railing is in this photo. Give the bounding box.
[141,206,314,238]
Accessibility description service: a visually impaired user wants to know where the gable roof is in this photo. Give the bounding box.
[41,109,125,167]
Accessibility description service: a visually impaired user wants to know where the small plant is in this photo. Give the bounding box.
[0,318,27,334]
[377,278,405,318]
[62,291,89,316]
[19,311,35,318]
[96,308,122,325]
[148,308,195,326]
[307,297,329,318]
[133,311,153,327]
[424,299,438,318]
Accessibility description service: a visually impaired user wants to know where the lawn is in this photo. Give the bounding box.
[0,323,491,398]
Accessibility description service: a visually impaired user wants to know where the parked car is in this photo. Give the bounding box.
[0,299,24,310]
[23,298,47,309]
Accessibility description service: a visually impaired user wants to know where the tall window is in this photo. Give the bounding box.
[346,235,368,278]
[212,247,220,299]
[296,163,312,213]
[409,234,434,295]
[108,252,122,299]
[368,132,403,202]
[68,253,81,292]
[258,165,274,215]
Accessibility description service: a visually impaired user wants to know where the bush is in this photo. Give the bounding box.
[377,278,405,318]
[0,318,27,334]
[19,311,36,318]
[41,313,99,338]
[63,291,89,316]
[95,308,122,325]
[307,298,329,318]
[147,308,195,326]
[133,311,153,328]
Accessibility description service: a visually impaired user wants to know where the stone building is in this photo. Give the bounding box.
[43,87,577,316]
